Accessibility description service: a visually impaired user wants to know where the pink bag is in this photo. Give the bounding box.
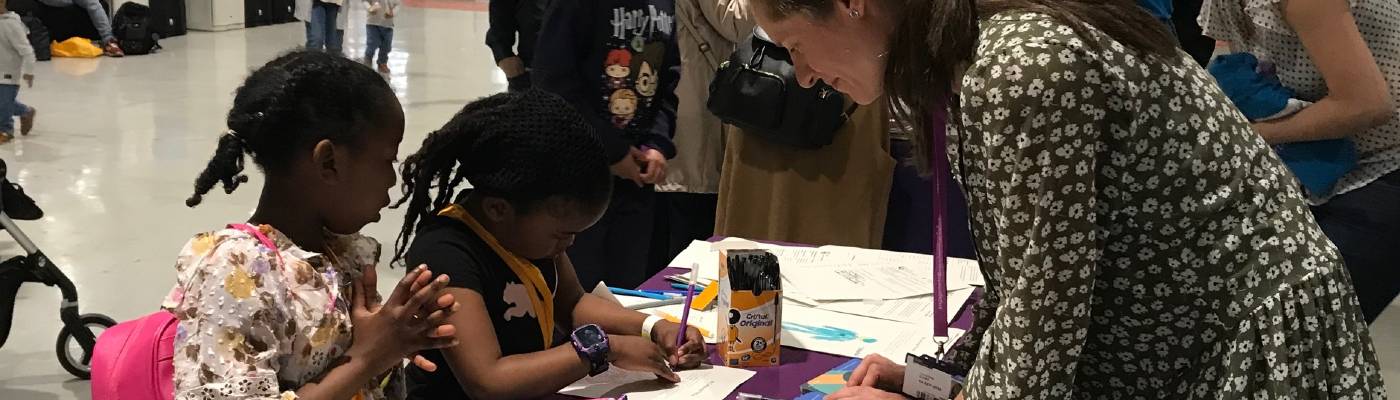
[90,311,178,400]
[91,224,280,400]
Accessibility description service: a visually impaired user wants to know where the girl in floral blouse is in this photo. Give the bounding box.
[162,50,460,400]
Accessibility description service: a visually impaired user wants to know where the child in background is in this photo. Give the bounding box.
[296,0,344,53]
[392,90,706,399]
[533,0,681,289]
[166,50,458,400]
[364,0,399,74]
[0,0,35,143]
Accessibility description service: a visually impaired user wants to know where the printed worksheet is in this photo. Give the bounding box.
[816,288,976,325]
[559,364,756,400]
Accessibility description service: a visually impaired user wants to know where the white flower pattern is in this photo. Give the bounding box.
[941,13,1388,399]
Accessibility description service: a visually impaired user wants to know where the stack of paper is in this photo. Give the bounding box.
[666,239,984,325]
[779,303,965,361]
[559,365,756,400]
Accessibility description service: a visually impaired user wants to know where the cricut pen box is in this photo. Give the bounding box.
[717,249,782,367]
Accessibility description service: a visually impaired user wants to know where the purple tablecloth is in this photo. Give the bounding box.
[552,235,981,400]
[633,268,981,400]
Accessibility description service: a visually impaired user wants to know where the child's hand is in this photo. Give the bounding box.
[386,8,395,18]
[650,321,707,368]
[608,334,680,382]
[348,265,460,373]
[610,148,646,187]
[368,2,381,14]
[23,74,32,88]
[636,148,667,185]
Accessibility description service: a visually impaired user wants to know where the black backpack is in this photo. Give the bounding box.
[19,15,50,61]
[112,3,159,55]
[707,29,855,149]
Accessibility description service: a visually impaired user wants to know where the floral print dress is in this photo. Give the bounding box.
[161,225,404,400]
[941,12,1387,399]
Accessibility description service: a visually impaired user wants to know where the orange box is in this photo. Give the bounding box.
[716,249,782,367]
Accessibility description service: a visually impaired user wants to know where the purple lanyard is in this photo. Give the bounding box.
[929,110,950,343]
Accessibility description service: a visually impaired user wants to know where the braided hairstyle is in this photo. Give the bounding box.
[187,50,396,207]
[392,90,614,266]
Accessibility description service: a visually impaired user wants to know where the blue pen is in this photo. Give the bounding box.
[670,282,708,291]
[608,287,670,300]
[639,289,685,297]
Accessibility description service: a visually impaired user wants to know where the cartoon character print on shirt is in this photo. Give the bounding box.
[609,89,639,128]
[631,41,666,110]
[600,5,673,131]
[605,49,632,90]
[502,281,535,321]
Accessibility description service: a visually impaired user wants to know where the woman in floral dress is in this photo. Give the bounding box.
[749,0,1388,398]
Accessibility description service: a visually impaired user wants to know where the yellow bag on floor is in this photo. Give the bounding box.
[52,38,102,58]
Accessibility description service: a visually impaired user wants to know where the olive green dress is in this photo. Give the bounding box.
[942,12,1388,399]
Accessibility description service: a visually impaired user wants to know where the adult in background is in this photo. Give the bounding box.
[647,0,743,272]
[36,0,120,56]
[487,0,551,91]
[1199,0,1400,324]
[750,0,1387,398]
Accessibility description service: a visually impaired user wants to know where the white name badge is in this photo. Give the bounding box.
[903,353,958,400]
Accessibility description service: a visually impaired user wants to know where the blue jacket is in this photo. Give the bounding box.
[1209,52,1357,196]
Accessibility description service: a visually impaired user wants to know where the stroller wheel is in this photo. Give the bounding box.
[56,313,116,379]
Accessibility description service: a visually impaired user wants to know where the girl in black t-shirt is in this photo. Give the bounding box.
[391,90,708,399]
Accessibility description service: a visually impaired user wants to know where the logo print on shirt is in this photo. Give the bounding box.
[502,282,535,320]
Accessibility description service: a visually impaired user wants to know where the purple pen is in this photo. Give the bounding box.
[675,264,699,348]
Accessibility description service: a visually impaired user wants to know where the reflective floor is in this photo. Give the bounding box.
[0,4,1395,399]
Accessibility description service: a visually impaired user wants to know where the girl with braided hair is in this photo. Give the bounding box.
[392,90,708,400]
[163,50,460,400]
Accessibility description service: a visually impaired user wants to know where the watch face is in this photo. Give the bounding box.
[576,325,606,347]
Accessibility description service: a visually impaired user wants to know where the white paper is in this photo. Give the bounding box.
[640,305,720,344]
[559,364,756,400]
[816,289,975,325]
[780,303,964,361]
[815,245,986,288]
[782,263,936,301]
[668,239,839,282]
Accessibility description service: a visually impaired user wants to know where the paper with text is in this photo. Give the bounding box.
[559,364,756,400]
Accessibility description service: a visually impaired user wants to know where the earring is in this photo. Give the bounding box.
[848,9,860,18]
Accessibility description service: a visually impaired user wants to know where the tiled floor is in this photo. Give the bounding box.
[0,5,1394,400]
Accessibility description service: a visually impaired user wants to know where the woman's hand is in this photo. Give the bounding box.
[649,320,707,368]
[636,148,668,184]
[828,386,908,400]
[847,353,906,392]
[608,334,680,382]
[348,265,460,373]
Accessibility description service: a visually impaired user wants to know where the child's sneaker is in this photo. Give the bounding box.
[378,63,390,74]
[20,107,35,136]
[0,133,12,144]
[104,40,125,57]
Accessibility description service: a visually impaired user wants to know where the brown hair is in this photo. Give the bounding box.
[756,0,1178,172]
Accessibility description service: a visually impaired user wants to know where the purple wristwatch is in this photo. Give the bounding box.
[571,324,611,376]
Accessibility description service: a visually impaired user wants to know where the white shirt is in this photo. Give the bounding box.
[1199,0,1400,202]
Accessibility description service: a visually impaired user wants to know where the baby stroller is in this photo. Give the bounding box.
[0,158,114,379]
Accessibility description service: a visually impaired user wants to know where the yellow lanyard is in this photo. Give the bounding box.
[438,204,555,347]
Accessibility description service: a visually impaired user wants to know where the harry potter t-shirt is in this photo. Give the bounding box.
[534,0,681,164]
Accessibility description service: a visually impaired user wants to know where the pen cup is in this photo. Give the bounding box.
[717,249,782,368]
